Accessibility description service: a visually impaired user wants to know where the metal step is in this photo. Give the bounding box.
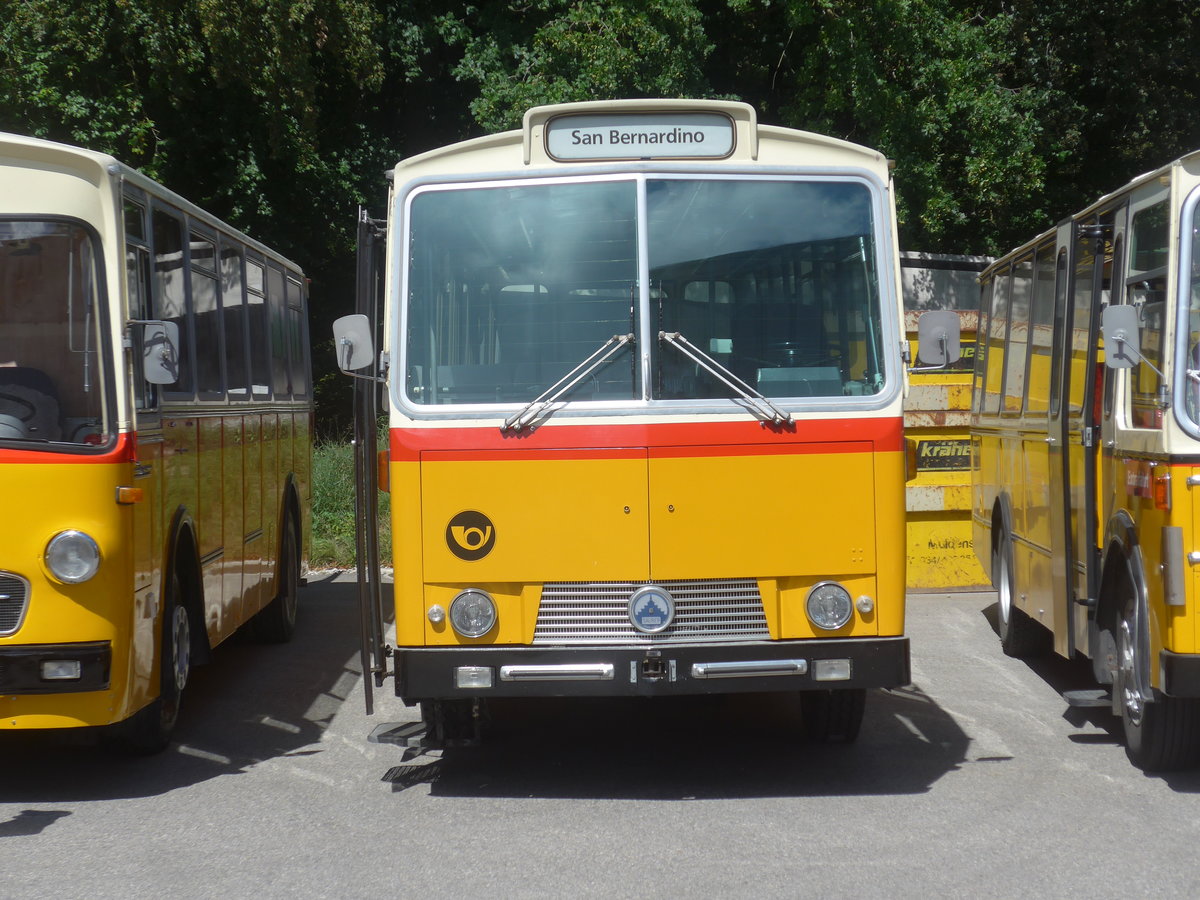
[1062,688,1111,708]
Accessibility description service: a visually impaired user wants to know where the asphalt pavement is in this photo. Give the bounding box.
[1,572,1198,898]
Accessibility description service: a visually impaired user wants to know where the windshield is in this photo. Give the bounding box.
[0,220,109,447]
[404,176,886,407]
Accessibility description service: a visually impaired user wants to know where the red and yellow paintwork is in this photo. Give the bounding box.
[0,411,311,730]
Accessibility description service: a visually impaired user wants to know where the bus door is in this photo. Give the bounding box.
[124,191,165,698]
[352,208,387,714]
[1050,214,1112,655]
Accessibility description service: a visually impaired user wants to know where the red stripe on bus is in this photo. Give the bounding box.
[0,431,135,465]
[391,417,903,462]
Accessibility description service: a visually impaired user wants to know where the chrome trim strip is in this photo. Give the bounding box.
[499,663,615,682]
[691,659,808,679]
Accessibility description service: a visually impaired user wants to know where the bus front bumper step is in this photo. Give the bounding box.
[396,637,909,701]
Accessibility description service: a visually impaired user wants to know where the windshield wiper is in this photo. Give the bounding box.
[501,332,635,433]
[659,331,794,426]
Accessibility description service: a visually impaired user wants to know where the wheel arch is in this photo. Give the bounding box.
[990,492,1015,579]
[274,472,304,583]
[1099,509,1152,700]
[164,506,212,665]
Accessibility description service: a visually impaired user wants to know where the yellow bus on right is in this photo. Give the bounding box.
[971,149,1200,771]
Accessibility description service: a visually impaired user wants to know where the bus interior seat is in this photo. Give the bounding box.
[0,367,61,439]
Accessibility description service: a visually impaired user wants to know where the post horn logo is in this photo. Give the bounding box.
[446,510,496,561]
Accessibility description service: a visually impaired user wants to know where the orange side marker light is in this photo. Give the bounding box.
[116,486,144,505]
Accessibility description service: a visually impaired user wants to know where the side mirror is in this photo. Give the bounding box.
[332,314,375,373]
[142,321,180,385]
[914,310,962,368]
[1102,304,1141,369]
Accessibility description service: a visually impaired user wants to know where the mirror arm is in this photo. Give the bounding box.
[908,333,952,374]
[341,370,387,385]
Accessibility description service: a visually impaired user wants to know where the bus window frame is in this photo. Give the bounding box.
[392,169,902,421]
[123,190,159,414]
[972,275,993,415]
[152,203,195,403]
[189,219,226,402]
[1048,249,1069,419]
[1103,231,1125,422]
[0,213,117,453]
[1174,184,1200,437]
[286,274,310,399]
[1002,252,1034,418]
[219,235,251,402]
[1022,240,1057,419]
[245,253,272,401]
[1111,193,1166,431]
[983,261,1012,416]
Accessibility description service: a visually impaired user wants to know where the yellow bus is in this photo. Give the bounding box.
[337,99,948,746]
[972,148,1200,770]
[0,132,312,751]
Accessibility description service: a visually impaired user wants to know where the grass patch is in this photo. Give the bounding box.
[310,438,391,568]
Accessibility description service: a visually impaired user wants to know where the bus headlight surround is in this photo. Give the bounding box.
[806,581,853,631]
[449,589,497,638]
[45,530,102,584]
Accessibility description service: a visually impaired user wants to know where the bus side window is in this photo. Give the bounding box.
[267,265,290,399]
[191,229,223,399]
[221,241,249,400]
[124,197,155,410]
[1004,255,1032,414]
[972,277,991,414]
[1127,200,1169,427]
[152,207,193,397]
[984,266,1010,414]
[1025,243,1055,415]
[247,259,271,399]
[286,276,309,398]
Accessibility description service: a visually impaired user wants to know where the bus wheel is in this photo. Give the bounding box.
[117,571,191,753]
[1118,594,1200,771]
[421,699,483,745]
[255,514,300,643]
[801,688,865,742]
[994,534,1047,658]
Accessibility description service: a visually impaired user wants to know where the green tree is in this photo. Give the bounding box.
[702,0,1046,254]
[447,0,714,132]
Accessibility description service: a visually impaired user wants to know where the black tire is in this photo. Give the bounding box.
[117,570,191,754]
[421,698,481,745]
[801,688,866,742]
[254,513,300,643]
[994,532,1049,658]
[1118,593,1200,771]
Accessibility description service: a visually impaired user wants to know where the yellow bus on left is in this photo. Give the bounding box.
[0,132,312,751]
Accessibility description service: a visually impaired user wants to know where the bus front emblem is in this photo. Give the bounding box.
[446,511,496,561]
[629,586,674,634]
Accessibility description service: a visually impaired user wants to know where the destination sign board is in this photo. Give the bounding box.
[545,112,735,161]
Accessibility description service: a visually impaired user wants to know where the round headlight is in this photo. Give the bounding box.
[45,530,101,584]
[806,581,853,631]
[449,589,496,638]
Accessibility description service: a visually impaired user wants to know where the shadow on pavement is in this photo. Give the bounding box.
[0,573,361,803]
[383,682,973,800]
[980,600,1200,791]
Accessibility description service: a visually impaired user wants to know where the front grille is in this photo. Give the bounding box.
[0,572,31,636]
[533,579,769,646]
